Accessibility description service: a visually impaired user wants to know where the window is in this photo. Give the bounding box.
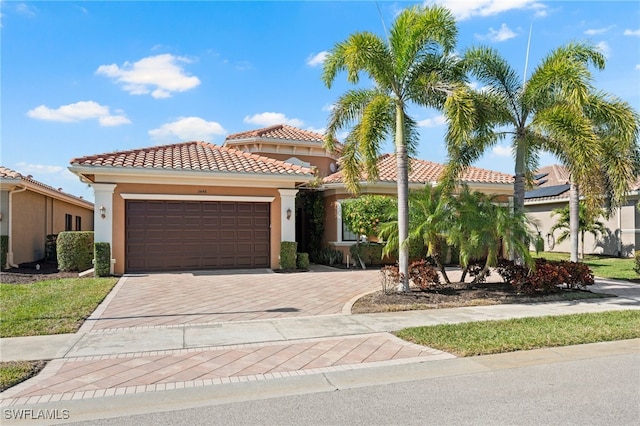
[342,220,358,242]
[75,216,82,231]
[65,214,72,231]
[337,200,358,242]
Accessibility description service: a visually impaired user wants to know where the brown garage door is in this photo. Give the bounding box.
[125,200,270,272]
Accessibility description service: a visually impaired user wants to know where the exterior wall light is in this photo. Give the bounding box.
[99,205,106,219]
[286,208,292,220]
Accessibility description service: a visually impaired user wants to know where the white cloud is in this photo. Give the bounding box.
[584,25,615,36]
[475,23,517,42]
[16,3,37,17]
[306,51,328,67]
[425,0,547,21]
[595,41,610,58]
[417,114,447,128]
[243,112,304,127]
[305,126,326,135]
[635,64,640,70]
[96,54,201,98]
[322,103,336,112]
[149,117,226,142]
[624,29,640,36]
[15,162,64,175]
[492,144,512,157]
[27,101,131,126]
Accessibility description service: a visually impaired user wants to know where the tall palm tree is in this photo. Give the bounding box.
[566,93,640,261]
[441,43,636,262]
[322,5,461,291]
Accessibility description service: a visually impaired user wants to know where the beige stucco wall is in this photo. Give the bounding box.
[10,190,94,265]
[109,182,286,274]
[525,197,639,257]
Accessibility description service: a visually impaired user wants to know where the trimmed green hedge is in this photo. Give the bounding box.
[350,242,384,266]
[94,242,111,277]
[296,252,309,270]
[280,241,297,270]
[0,235,8,270]
[57,232,94,272]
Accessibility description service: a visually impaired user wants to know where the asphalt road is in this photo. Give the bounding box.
[71,352,639,426]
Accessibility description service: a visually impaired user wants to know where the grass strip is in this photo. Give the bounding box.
[395,310,640,357]
[0,277,118,337]
[0,361,47,392]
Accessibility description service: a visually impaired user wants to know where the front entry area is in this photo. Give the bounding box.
[125,200,270,272]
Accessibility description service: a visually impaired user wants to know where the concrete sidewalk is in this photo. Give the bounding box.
[1,277,638,408]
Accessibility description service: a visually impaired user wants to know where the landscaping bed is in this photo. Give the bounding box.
[1,262,78,284]
[352,281,608,314]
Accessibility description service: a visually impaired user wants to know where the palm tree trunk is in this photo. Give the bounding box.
[513,142,526,264]
[395,105,410,292]
[569,183,580,262]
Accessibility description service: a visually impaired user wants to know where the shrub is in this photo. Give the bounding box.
[94,242,111,277]
[467,260,490,283]
[408,259,440,291]
[635,251,640,276]
[496,259,528,285]
[350,242,384,266]
[0,235,8,270]
[379,264,400,294]
[45,234,57,263]
[280,241,297,270]
[296,252,310,270]
[558,260,594,289]
[318,247,344,266]
[57,232,94,272]
[498,258,594,295]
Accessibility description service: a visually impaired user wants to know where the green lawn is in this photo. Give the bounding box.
[532,251,638,281]
[0,277,118,338]
[0,361,46,392]
[396,310,640,357]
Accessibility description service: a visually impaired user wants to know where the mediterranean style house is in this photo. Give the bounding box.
[0,166,94,268]
[68,124,514,274]
[525,164,640,257]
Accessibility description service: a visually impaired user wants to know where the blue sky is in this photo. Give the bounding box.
[2,0,639,202]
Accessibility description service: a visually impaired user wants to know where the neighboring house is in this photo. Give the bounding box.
[0,166,94,268]
[67,124,515,274]
[524,164,640,257]
[321,153,514,258]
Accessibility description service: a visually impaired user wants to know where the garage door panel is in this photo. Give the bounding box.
[126,200,270,272]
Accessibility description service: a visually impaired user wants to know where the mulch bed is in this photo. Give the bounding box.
[352,281,605,314]
[0,262,78,284]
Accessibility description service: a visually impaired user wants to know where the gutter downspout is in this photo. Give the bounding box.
[7,185,27,268]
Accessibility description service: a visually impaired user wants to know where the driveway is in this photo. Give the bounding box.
[82,266,380,331]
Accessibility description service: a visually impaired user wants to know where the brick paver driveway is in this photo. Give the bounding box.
[84,266,380,331]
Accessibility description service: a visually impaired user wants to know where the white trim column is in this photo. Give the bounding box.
[92,183,117,273]
[278,189,298,242]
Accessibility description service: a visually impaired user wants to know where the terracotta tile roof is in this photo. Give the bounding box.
[225,124,325,143]
[0,165,93,206]
[70,141,314,176]
[323,154,514,185]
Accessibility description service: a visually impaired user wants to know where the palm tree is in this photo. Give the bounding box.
[441,43,633,262]
[446,186,533,285]
[550,203,607,260]
[322,5,461,291]
[566,93,640,261]
[378,184,453,284]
